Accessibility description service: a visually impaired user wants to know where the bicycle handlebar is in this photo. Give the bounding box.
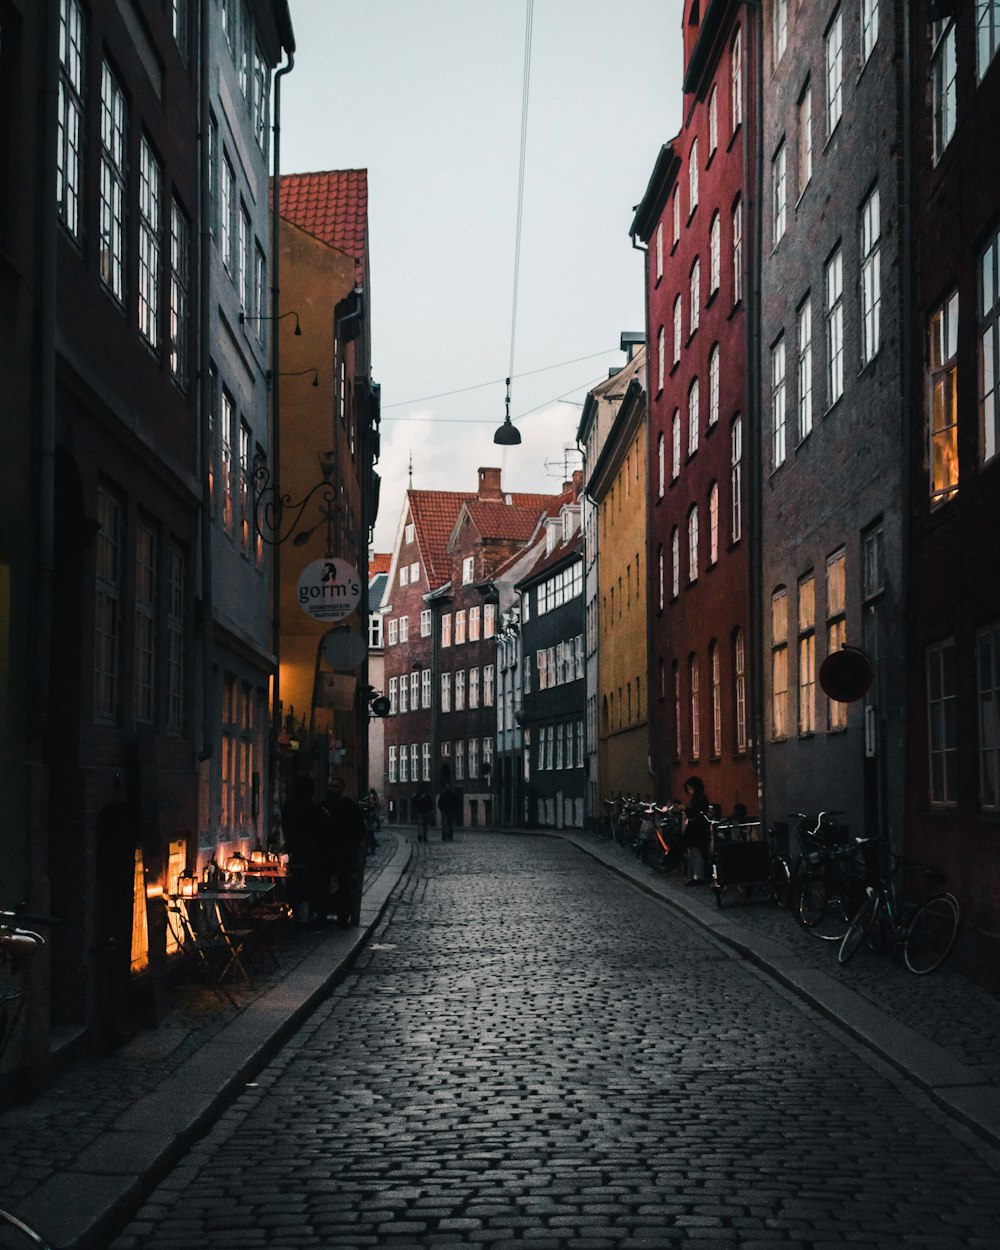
[0,908,59,928]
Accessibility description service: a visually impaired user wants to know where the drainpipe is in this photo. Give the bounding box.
[33,2,59,744]
[270,52,294,769]
[898,1,913,863]
[196,0,213,764]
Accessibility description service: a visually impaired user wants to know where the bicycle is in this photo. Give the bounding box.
[838,847,960,974]
[633,801,685,874]
[0,1208,53,1249]
[0,908,55,1065]
[788,812,868,940]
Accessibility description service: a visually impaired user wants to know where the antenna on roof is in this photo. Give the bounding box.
[543,445,583,480]
[408,449,413,490]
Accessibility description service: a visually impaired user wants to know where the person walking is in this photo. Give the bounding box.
[322,778,369,927]
[281,776,332,927]
[682,775,710,886]
[438,782,460,842]
[414,785,434,842]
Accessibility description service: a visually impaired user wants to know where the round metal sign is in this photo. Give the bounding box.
[321,626,368,670]
[296,558,362,622]
[819,647,874,703]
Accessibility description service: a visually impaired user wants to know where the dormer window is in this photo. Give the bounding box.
[462,555,475,584]
[404,522,414,545]
[545,520,559,555]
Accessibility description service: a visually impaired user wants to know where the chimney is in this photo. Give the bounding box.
[478,467,503,501]
[572,469,583,497]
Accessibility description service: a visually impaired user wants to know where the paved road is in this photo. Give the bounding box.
[110,835,1000,1249]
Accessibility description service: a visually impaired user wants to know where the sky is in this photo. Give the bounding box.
[281,0,684,553]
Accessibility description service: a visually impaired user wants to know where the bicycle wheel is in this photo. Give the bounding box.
[798,872,827,927]
[904,893,960,975]
[0,1208,52,1249]
[838,890,879,965]
[770,856,792,909]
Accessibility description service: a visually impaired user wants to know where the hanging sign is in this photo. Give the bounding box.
[296,558,362,621]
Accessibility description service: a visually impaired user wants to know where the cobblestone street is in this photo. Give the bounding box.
[110,834,1000,1249]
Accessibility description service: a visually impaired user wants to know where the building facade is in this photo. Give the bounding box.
[906,0,1000,975]
[632,0,760,819]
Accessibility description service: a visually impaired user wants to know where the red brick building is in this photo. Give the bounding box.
[631,0,760,817]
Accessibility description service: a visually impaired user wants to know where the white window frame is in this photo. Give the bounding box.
[710,212,721,293]
[688,506,699,584]
[688,137,699,216]
[690,258,701,334]
[979,227,1000,465]
[731,26,743,134]
[930,290,960,505]
[826,246,844,406]
[772,141,787,246]
[688,378,700,456]
[861,0,879,64]
[932,18,957,163]
[826,9,844,136]
[861,187,881,366]
[772,335,787,468]
[798,296,813,440]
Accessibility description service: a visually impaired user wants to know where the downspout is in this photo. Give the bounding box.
[196,0,213,763]
[33,1,59,743]
[742,0,766,822]
[632,233,657,788]
[898,0,913,862]
[270,52,294,763]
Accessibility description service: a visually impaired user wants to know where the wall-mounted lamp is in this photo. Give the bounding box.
[267,367,319,387]
[254,448,344,553]
[240,309,302,335]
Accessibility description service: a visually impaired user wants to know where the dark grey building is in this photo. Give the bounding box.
[758,0,906,847]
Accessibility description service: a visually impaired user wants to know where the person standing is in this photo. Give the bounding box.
[683,775,710,886]
[414,785,434,842]
[281,776,331,926]
[323,778,369,927]
[438,782,460,842]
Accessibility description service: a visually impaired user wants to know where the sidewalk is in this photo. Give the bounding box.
[550,825,1000,1151]
[4,824,1000,1248]
[0,834,412,1250]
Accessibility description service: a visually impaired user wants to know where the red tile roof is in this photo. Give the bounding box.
[465,499,547,542]
[278,170,368,281]
[517,529,584,585]
[369,552,392,575]
[408,490,477,586]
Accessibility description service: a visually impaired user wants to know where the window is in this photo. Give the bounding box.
[388,745,397,783]
[485,603,496,637]
[711,643,722,757]
[399,741,408,782]
[422,742,431,782]
[798,296,813,439]
[706,215,721,298]
[861,0,879,64]
[798,575,816,734]
[405,522,415,545]
[138,138,163,349]
[239,421,251,556]
[388,676,397,714]
[732,26,743,133]
[827,550,847,730]
[253,42,269,149]
[239,0,252,100]
[420,608,432,636]
[688,378,700,455]
[422,668,432,709]
[387,617,398,646]
[99,62,127,302]
[690,259,701,334]
[672,527,680,598]
[455,610,466,645]
[658,544,664,611]
[932,18,957,162]
[399,615,409,643]
[980,228,1000,464]
[399,564,409,588]
[734,629,747,752]
[656,221,664,281]
[58,0,85,240]
[659,324,666,391]
[469,737,479,780]
[398,675,408,714]
[673,295,682,363]
[168,202,190,386]
[135,522,156,725]
[484,664,495,706]
[658,432,665,498]
[94,484,122,723]
[799,86,813,192]
[732,199,743,304]
[411,744,420,787]
[930,290,959,504]
[221,154,235,274]
[221,389,234,535]
[861,187,881,365]
[166,545,185,734]
[469,667,480,708]
[690,655,701,759]
[689,138,699,215]
[826,247,844,406]
[469,606,481,641]
[441,613,452,647]
[409,560,420,584]
[772,142,787,246]
[369,613,383,649]
[672,188,680,246]
[709,482,719,565]
[927,640,956,805]
[772,588,789,739]
[708,85,718,155]
[672,410,682,480]
[238,202,250,311]
[455,670,465,711]
[977,0,1000,80]
[709,345,720,426]
[688,506,699,583]
[441,672,451,712]
[771,336,787,468]
[978,624,1000,808]
[826,9,843,135]
[731,415,743,542]
[774,0,788,62]
[462,555,475,584]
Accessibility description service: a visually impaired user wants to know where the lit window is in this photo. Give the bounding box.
[827,550,847,730]
[771,588,789,739]
[798,575,816,735]
[709,482,719,565]
[455,610,466,645]
[169,202,190,386]
[929,290,959,504]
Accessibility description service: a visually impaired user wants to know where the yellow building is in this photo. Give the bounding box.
[585,348,652,802]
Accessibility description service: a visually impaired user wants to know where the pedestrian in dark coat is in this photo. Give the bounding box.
[414,786,434,842]
[323,778,369,927]
[683,775,710,886]
[281,776,333,925]
[438,783,460,842]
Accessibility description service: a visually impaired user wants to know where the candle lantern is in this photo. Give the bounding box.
[177,869,198,897]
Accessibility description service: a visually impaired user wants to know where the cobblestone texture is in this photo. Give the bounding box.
[106,834,1000,1249]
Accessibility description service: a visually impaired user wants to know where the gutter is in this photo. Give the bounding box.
[196,0,213,762]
